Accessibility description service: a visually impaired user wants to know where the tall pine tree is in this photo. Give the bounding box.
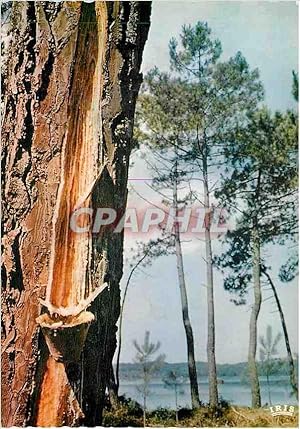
[138,21,263,406]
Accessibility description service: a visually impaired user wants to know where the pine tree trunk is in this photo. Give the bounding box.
[1,2,151,426]
[107,363,119,410]
[248,226,262,408]
[203,154,218,407]
[115,251,148,395]
[143,395,147,427]
[173,174,200,409]
[266,372,272,405]
[262,269,298,399]
[175,385,179,423]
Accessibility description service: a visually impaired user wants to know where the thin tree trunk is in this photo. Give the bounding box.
[262,269,298,399]
[116,252,149,394]
[266,372,272,405]
[107,363,119,410]
[143,394,147,427]
[175,385,179,423]
[203,153,218,407]
[248,226,262,408]
[173,170,200,409]
[1,2,151,426]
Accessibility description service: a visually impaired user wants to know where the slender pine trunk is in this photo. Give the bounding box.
[173,170,200,409]
[175,385,179,423]
[107,364,119,410]
[203,154,218,407]
[248,226,262,408]
[262,269,298,399]
[266,372,272,405]
[116,253,149,395]
[143,394,146,427]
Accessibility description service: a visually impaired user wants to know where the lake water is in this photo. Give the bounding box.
[119,377,298,409]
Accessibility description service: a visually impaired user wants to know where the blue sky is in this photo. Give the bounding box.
[117,1,298,364]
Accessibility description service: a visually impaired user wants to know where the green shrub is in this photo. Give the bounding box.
[178,407,194,419]
[118,395,143,417]
[102,405,142,427]
[147,407,176,426]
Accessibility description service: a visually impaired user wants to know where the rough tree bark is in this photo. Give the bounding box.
[248,226,262,408]
[1,1,151,426]
[173,167,201,409]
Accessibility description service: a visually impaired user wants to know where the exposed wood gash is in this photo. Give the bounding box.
[1,2,151,426]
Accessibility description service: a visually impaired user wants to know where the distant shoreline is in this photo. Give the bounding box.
[115,360,296,381]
